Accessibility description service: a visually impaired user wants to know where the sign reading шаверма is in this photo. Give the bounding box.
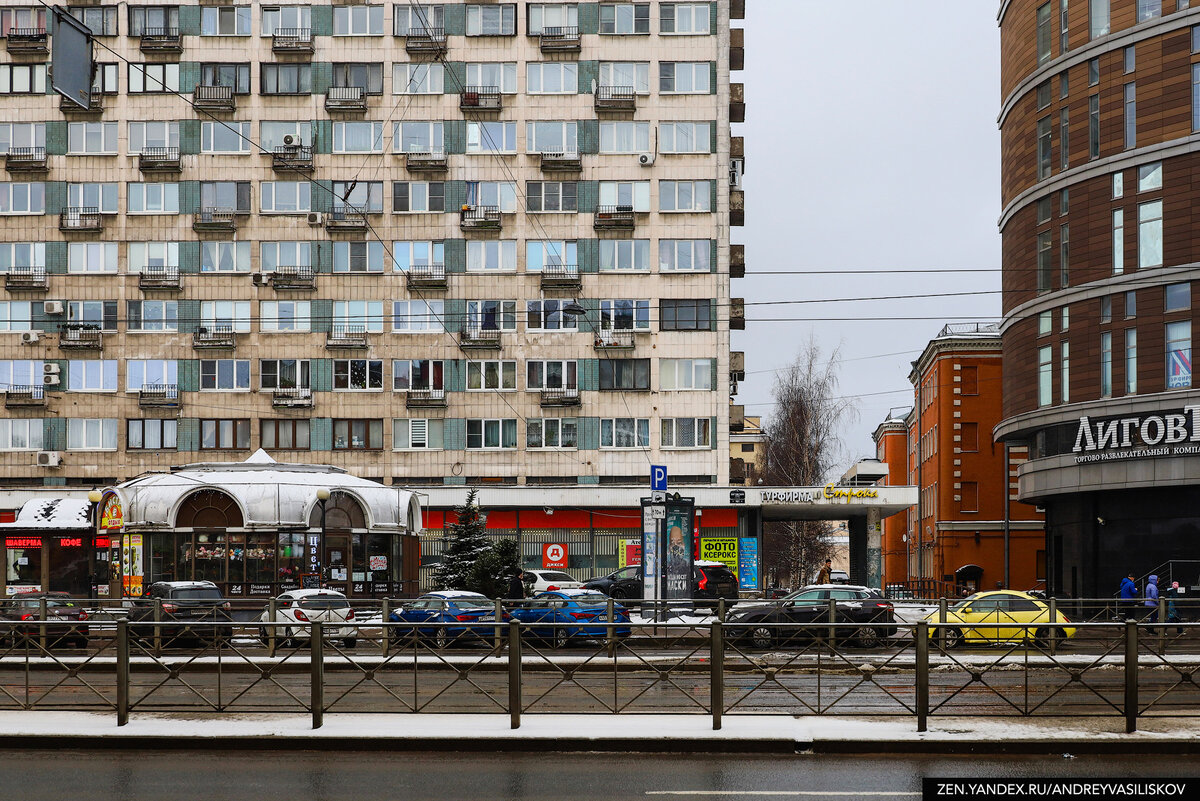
[1072,406,1200,464]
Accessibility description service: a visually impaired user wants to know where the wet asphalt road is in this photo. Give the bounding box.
[3,750,1195,801]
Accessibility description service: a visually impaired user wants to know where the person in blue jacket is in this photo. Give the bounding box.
[1119,573,1139,620]
[1145,574,1160,626]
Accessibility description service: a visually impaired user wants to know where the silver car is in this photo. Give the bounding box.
[258,589,358,648]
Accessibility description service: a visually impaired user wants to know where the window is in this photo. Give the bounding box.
[0,419,42,451]
[659,239,710,272]
[129,122,179,154]
[1166,283,1190,312]
[67,360,118,392]
[0,122,43,154]
[67,419,117,451]
[1038,231,1053,292]
[334,241,386,273]
[1037,116,1052,180]
[466,419,517,450]
[1037,80,1052,110]
[0,243,43,273]
[392,181,446,213]
[0,302,31,331]
[660,62,711,93]
[526,360,577,391]
[333,419,384,449]
[465,181,518,212]
[1061,341,1070,403]
[660,122,711,154]
[1138,0,1161,21]
[661,3,710,33]
[1037,2,1053,65]
[1037,196,1051,223]
[392,241,444,273]
[333,300,384,332]
[660,180,711,212]
[0,8,44,33]
[200,360,251,391]
[526,298,578,331]
[67,122,117,155]
[128,419,177,451]
[125,360,177,391]
[599,359,650,390]
[466,4,515,35]
[1124,83,1136,149]
[394,418,445,450]
[128,5,178,35]
[332,63,383,95]
[600,418,650,448]
[261,182,311,213]
[1113,209,1124,274]
[201,241,251,273]
[600,122,650,154]
[127,301,178,332]
[660,358,712,390]
[467,300,518,331]
[599,3,649,34]
[333,5,382,35]
[0,360,42,389]
[200,419,250,450]
[1060,0,1069,52]
[199,63,250,94]
[1138,200,1162,269]
[661,418,711,448]
[394,4,444,35]
[527,122,577,154]
[1062,307,1070,332]
[201,300,251,333]
[1113,172,1124,199]
[1101,295,1112,323]
[467,360,517,390]
[332,180,383,212]
[392,300,444,332]
[260,241,310,272]
[128,183,180,214]
[599,180,650,212]
[67,300,117,331]
[528,3,578,34]
[261,419,310,451]
[1124,45,1136,74]
[200,181,251,213]
[262,6,311,35]
[0,183,43,214]
[526,418,577,449]
[1060,108,1069,170]
[201,121,251,154]
[467,121,517,153]
[68,183,117,214]
[1139,162,1163,193]
[392,359,443,391]
[602,240,651,272]
[1090,0,1109,37]
[260,301,311,332]
[91,64,118,94]
[393,63,444,94]
[526,181,577,212]
[526,63,577,94]
[1088,94,1100,159]
[465,62,517,93]
[69,6,117,36]
[526,241,576,273]
[1125,328,1138,394]
[600,299,650,330]
[661,299,711,331]
[1060,71,1069,100]
[260,359,310,390]
[260,64,311,94]
[0,65,46,94]
[394,122,444,154]
[599,62,650,93]
[201,6,250,35]
[1100,331,1113,396]
[1167,320,1192,388]
[1038,346,1053,406]
[68,243,117,273]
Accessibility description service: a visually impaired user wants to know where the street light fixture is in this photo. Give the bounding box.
[315,488,331,588]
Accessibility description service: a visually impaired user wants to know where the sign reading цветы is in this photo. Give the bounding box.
[1072,406,1200,463]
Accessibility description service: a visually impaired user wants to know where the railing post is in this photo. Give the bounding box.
[381,598,390,656]
[916,621,929,733]
[508,620,521,730]
[826,597,836,647]
[116,618,129,727]
[311,621,324,729]
[38,596,47,652]
[937,597,947,651]
[494,599,504,653]
[267,598,277,657]
[153,598,162,656]
[1125,619,1138,734]
[1048,598,1058,655]
[606,598,615,658]
[1159,597,1168,650]
[718,597,726,624]
[711,620,723,730]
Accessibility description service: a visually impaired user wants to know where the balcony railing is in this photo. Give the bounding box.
[138,146,181,172]
[540,386,581,407]
[404,26,446,55]
[459,86,501,110]
[325,86,366,111]
[539,264,581,290]
[194,207,236,231]
[6,28,47,53]
[138,383,179,408]
[595,85,636,112]
[325,323,369,349]
[59,94,103,113]
[193,326,238,349]
[271,144,313,172]
[539,26,580,52]
[272,27,313,53]
[59,325,103,350]
[60,207,102,232]
[593,329,635,350]
[4,265,47,291]
[193,84,235,111]
[404,388,447,408]
[4,146,46,173]
[4,385,45,408]
[593,205,635,230]
[139,27,182,51]
[271,386,314,408]
[459,205,502,230]
[458,327,502,349]
[270,264,316,290]
[326,206,368,230]
[405,263,447,290]
[139,264,182,290]
[405,150,447,172]
[539,150,581,172]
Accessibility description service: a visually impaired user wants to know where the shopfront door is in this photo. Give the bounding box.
[323,534,350,594]
[48,536,91,596]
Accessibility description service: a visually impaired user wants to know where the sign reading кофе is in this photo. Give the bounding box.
[1072,405,1200,464]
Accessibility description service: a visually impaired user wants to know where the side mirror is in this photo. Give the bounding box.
[961,607,973,615]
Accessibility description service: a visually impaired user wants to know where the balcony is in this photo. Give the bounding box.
[730,27,744,71]
[730,404,745,433]
[539,150,581,172]
[138,146,181,173]
[59,325,103,351]
[6,28,47,54]
[193,207,236,232]
[4,385,44,408]
[193,326,238,350]
[325,323,369,349]
[4,147,46,173]
[730,351,745,382]
[405,150,447,173]
[325,86,366,112]
[593,206,635,231]
[458,327,502,350]
[404,27,446,56]
[193,84,235,111]
[59,94,103,114]
[59,207,102,233]
[731,244,745,279]
[730,298,745,331]
[139,27,182,52]
[540,387,580,407]
[271,144,313,172]
[4,265,47,292]
[459,205,501,231]
[138,265,182,290]
[272,27,313,54]
[593,330,634,350]
[459,86,501,111]
[270,265,316,290]
[730,83,745,123]
[539,26,580,53]
[595,85,636,113]
[730,458,747,484]
[138,383,179,408]
[404,388,447,408]
[405,263,447,290]
[272,386,314,408]
[326,206,368,231]
[731,190,744,227]
[539,264,581,291]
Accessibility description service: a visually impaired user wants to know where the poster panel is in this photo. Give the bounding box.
[663,506,693,600]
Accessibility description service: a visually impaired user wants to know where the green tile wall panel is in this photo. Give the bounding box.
[443,476,467,485]
[709,358,718,390]
[443,4,465,35]
[443,62,466,93]
[178,5,201,35]
[312,238,333,271]
[43,360,67,392]
[577,60,598,93]
[444,238,466,273]
[709,298,717,330]
[179,62,200,92]
[578,3,599,35]
[179,120,201,155]
[32,303,62,333]
[710,180,718,211]
[710,416,718,448]
[576,298,599,333]
[444,298,466,332]
[710,2,718,33]
[709,121,718,154]
[311,417,332,450]
[443,180,467,212]
[577,119,599,154]
[44,121,66,155]
[710,239,718,272]
[578,358,599,391]
[176,418,199,452]
[576,417,599,450]
[709,62,718,94]
[44,182,65,215]
[444,359,465,392]
[177,359,199,392]
[178,181,199,214]
[310,180,332,213]
[311,62,332,95]
[443,119,467,154]
[576,180,598,214]
[577,475,599,485]
[311,298,332,332]
[178,241,200,274]
[45,242,67,275]
[310,4,332,36]
[42,416,61,450]
[177,299,201,333]
[43,476,66,487]
[442,418,465,450]
[577,238,598,274]
[311,120,332,154]
[311,358,332,391]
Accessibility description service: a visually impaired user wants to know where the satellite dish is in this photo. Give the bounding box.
[283,134,295,146]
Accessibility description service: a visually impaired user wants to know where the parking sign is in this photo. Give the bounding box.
[651,465,668,491]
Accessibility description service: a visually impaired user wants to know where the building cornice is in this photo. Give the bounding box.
[908,339,1002,384]
[993,388,1200,442]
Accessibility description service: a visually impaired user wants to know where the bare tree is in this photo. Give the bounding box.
[760,339,859,589]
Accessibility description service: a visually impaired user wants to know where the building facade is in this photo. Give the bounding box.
[728,412,762,485]
[0,0,745,489]
[872,407,910,589]
[997,0,1200,597]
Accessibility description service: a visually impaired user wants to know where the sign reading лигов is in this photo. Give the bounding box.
[1072,406,1200,464]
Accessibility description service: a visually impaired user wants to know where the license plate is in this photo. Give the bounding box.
[477,616,496,622]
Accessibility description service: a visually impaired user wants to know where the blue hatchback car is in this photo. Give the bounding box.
[508,590,632,645]
[388,591,505,648]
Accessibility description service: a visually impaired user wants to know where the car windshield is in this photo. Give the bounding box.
[568,592,610,605]
[540,572,576,581]
[298,597,350,610]
[170,588,223,600]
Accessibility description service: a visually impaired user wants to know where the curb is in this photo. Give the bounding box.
[808,739,1200,755]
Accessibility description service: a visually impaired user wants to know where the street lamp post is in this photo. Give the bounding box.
[87,489,103,601]
[315,488,330,588]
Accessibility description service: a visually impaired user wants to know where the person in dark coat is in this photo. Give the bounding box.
[1167,581,1184,635]
[506,570,526,601]
[1119,573,1139,620]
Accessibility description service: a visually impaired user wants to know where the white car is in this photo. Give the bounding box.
[258,589,358,648]
[523,570,583,594]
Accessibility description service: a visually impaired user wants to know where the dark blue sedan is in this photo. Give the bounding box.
[508,590,632,645]
[388,591,506,648]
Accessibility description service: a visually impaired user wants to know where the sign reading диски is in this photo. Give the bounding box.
[1071,406,1200,464]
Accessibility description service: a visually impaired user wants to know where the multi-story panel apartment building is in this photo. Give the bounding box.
[0,0,746,488]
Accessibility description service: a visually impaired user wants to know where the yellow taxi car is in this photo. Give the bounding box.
[925,590,1076,647]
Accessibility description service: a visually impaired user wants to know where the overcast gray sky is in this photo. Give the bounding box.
[734,1,1002,467]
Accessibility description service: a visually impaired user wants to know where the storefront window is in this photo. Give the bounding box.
[246,534,276,583]
[367,533,391,585]
[190,532,226,582]
[149,533,177,583]
[277,531,304,586]
[5,536,41,587]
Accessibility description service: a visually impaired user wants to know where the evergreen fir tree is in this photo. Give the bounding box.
[432,489,492,591]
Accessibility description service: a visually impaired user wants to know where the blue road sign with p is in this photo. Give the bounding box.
[651,465,668,491]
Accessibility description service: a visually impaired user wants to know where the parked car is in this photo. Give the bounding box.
[126,581,234,644]
[507,590,632,645]
[522,570,584,594]
[925,590,1076,647]
[581,561,739,603]
[388,591,507,648]
[258,589,357,648]
[0,592,89,647]
[829,569,850,584]
[725,584,897,649]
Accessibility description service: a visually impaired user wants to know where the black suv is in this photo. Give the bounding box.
[724,584,897,649]
[127,581,234,644]
[582,561,739,602]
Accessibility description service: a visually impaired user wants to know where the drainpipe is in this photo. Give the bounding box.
[1003,444,1011,590]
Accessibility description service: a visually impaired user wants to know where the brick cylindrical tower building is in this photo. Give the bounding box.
[997,0,1200,597]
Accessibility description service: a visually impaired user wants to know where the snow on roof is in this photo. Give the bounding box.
[539,589,605,598]
[425,591,490,599]
[287,589,348,599]
[0,498,92,530]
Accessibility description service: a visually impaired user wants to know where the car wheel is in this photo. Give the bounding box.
[259,627,270,644]
[434,628,450,650]
[749,625,773,650]
[856,626,883,649]
[944,628,964,650]
[610,588,629,600]
[343,637,357,649]
[1033,627,1050,647]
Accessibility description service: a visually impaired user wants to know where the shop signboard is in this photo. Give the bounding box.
[100,494,123,530]
[700,538,739,574]
[121,534,143,597]
[738,537,759,590]
[619,539,642,569]
[5,585,41,596]
[542,543,567,569]
[300,573,320,590]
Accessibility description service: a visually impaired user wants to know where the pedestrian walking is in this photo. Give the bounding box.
[507,569,526,601]
[1145,574,1160,626]
[1167,581,1184,636]
[1119,572,1139,620]
[817,559,832,585]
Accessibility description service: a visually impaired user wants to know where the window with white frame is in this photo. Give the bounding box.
[128,63,179,93]
[1113,208,1125,275]
[526,360,577,390]
[0,243,43,273]
[126,360,178,391]
[0,183,43,214]
[526,299,578,331]
[260,64,312,94]
[128,122,179,154]
[67,183,118,214]
[661,3,710,33]
[333,300,384,332]
[261,359,311,390]
[467,240,518,272]
[201,241,251,273]
[659,122,711,153]
[466,181,518,212]
[392,181,446,212]
[333,241,386,273]
[599,180,650,211]
[660,358,712,390]
[1138,162,1163,192]
[261,181,311,213]
[467,419,517,449]
[0,302,31,331]
[393,359,444,391]
[201,300,251,333]
[67,122,117,155]
[200,359,251,390]
[599,3,649,33]
[393,418,445,450]
[661,417,711,448]
[1139,200,1163,269]
[526,181,577,212]
[527,121,577,154]
[261,5,311,35]
[467,300,518,331]
[660,180,711,212]
[203,182,252,212]
[467,122,517,153]
[526,62,577,93]
[333,121,384,153]
[528,3,579,33]
[601,240,650,271]
[200,419,250,449]
[1167,320,1192,389]
[67,419,118,450]
[467,3,515,34]
[394,4,444,34]
[333,4,382,35]
[0,123,43,154]
[526,241,576,272]
[0,419,42,451]
[659,239,711,272]
[467,360,517,390]
[127,301,178,332]
[201,6,251,35]
[260,241,310,272]
[394,122,444,154]
[128,183,180,214]
[332,62,384,94]
[1138,0,1161,21]
[68,243,117,273]
[392,300,444,333]
[600,418,650,448]
[660,62,710,93]
[201,121,250,153]
[600,299,650,329]
[332,180,383,212]
[0,65,46,94]
[0,360,40,388]
[393,63,444,94]
[600,122,650,153]
[128,419,177,451]
[261,121,312,150]
[67,300,117,331]
[260,301,311,332]
[466,63,517,93]
[599,61,649,93]
[392,241,444,272]
[527,418,577,449]
[333,359,383,390]
[67,360,118,392]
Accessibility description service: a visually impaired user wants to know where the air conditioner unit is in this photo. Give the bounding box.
[637,152,656,167]
[307,211,324,225]
[36,451,61,468]
[251,273,268,286]
[19,331,39,345]
[282,134,296,146]
[43,301,64,315]
[42,374,59,387]
[43,363,60,376]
